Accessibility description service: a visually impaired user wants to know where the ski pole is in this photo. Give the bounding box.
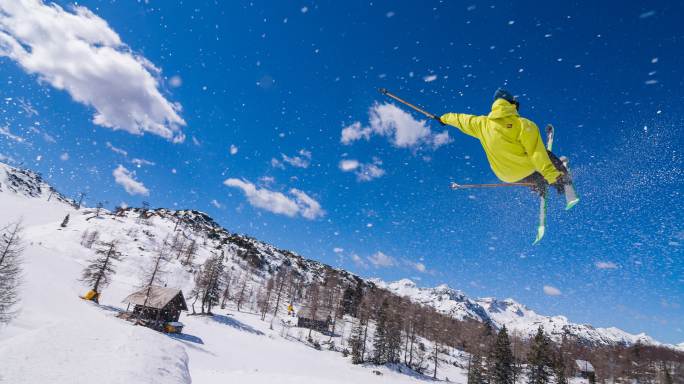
[450,182,534,190]
[378,88,438,120]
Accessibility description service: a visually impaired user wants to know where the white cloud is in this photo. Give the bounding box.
[543,285,562,296]
[340,121,372,144]
[230,144,239,155]
[341,103,451,150]
[339,158,385,182]
[368,251,396,268]
[223,178,324,220]
[595,261,619,270]
[131,158,155,167]
[356,162,385,182]
[289,188,324,220]
[0,152,16,163]
[210,199,222,209]
[275,149,312,169]
[112,165,149,196]
[0,126,25,142]
[410,261,427,273]
[106,142,128,156]
[339,159,360,171]
[0,0,185,141]
[350,253,367,268]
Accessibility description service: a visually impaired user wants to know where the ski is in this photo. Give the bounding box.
[559,156,580,210]
[533,124,554,245]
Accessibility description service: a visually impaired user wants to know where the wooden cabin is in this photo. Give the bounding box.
[296,306,332,333]
[122,286,187,331]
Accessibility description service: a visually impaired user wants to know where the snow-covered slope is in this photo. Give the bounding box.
[0,162,673,383]
[1,162,466,383]
[375,279,662,348]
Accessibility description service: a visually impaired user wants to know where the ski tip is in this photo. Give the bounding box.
[565,198,580,210]
[378,87,388,94]
[533,226,545,245]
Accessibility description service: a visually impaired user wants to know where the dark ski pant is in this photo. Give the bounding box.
[519,151,569,196]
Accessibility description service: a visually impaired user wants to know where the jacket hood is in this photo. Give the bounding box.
[488,98,519,119]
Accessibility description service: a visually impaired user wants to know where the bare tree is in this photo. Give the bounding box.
[234,273,250,312]
[0,222,23,324]
[182,239,198,266]
[258,276,275,321]
[269,267,290,329]
[305,282,322,339]
[135,238,170,324]
[80,230,100,249]
[80,241,123,303]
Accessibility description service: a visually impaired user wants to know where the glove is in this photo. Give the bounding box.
[434,115,446,126]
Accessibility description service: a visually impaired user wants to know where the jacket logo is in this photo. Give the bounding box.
[506,124,512,128]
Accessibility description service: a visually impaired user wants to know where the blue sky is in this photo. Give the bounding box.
[0,1,682,343]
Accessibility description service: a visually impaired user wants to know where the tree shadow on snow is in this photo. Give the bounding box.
[167,332,204,345]
[211,314,264,336]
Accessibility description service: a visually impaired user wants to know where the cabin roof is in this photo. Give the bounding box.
[122,285,188,310]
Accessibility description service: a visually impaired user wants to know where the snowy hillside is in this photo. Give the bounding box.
[0,161,677,383]
[0,161,466,383]
[0,161,671,351]
[374,279,663,348]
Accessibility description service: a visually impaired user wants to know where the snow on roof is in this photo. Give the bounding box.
[122,286,187,310]
[575,359,595,373]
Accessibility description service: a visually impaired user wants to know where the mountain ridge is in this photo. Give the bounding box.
[0,161,677,350]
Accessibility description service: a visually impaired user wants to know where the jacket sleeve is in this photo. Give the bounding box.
[518,120,562,184]
[440,113,485,139]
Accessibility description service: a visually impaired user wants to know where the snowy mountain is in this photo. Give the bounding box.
[374,279,663,348]
[0,161,676,383]
[0,161,669,351]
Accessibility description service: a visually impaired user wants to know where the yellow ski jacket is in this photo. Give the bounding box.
[441,99,562,184]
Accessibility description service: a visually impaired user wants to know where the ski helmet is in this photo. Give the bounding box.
[493,88,519,110]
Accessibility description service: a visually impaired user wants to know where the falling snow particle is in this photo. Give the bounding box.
[300,6,308,13]
[423,74,437,82]
[639,10,656,19]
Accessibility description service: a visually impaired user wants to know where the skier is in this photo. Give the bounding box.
[436,89,570,196]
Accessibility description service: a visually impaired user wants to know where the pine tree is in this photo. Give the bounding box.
[0,222,23,324]
[60,214,70,228]
[492,326,514,384]
[526,326,552,384]
[192,252,225,314]
[372,299,389,364]
[80,241,123,303]
[552,350,567,384]
[468,353,486,384]
[349,318,366,364]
